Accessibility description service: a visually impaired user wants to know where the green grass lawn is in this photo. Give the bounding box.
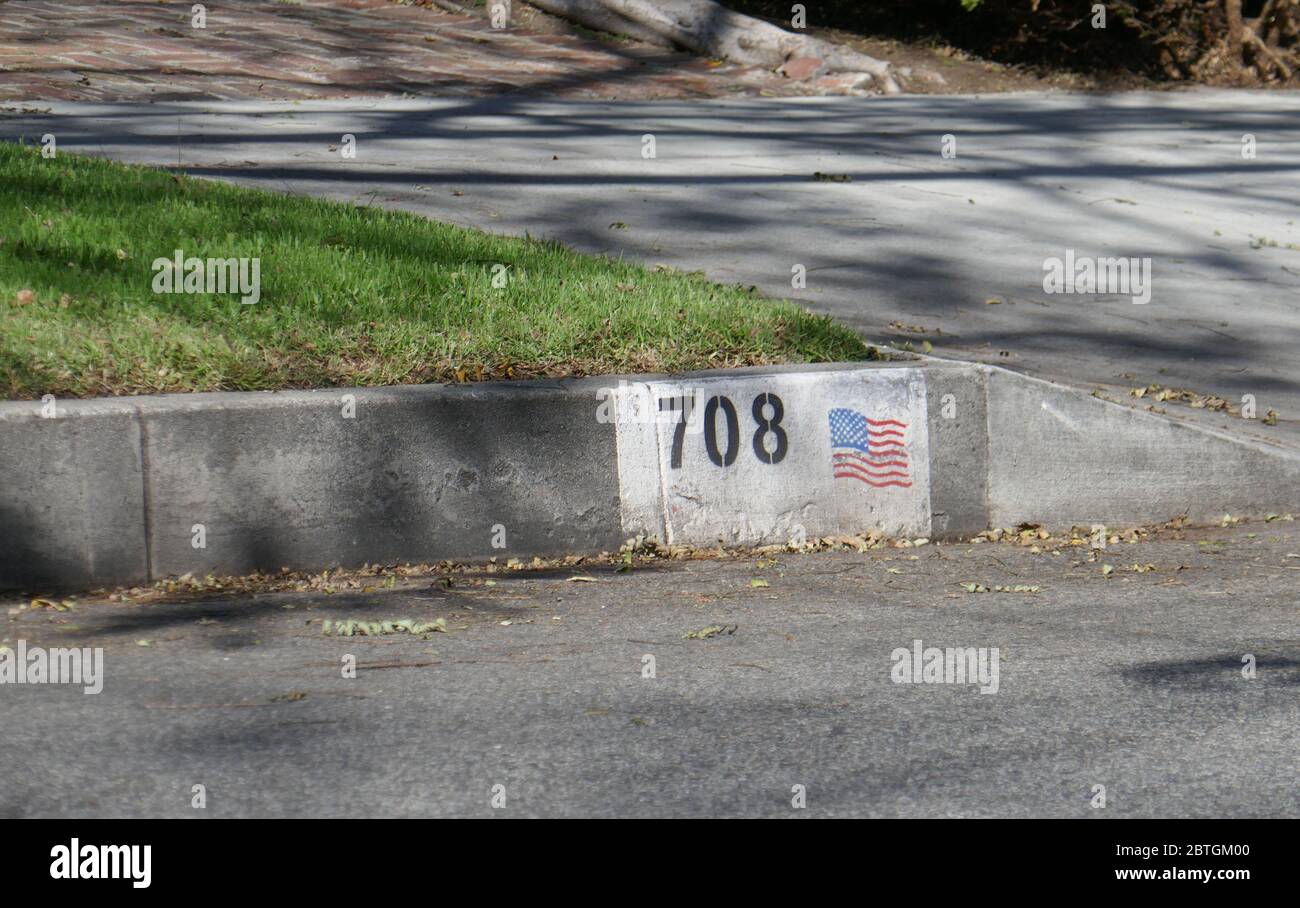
[0,141,875,399]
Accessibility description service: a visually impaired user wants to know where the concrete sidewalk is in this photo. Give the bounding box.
[3,521,1296,818]
[6,91,1297,450]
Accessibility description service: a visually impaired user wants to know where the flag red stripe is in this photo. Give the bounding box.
[833,471,913,488]
[834,453,908,468]
[832,462,909,479]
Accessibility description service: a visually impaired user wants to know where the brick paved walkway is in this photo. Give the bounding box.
[0,0,828,102]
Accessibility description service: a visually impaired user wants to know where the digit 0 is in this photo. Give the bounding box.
[704,395,739,467]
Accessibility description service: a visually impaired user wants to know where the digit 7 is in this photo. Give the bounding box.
[657,395,691,469]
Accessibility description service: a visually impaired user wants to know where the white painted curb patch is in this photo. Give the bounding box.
[614,368,931,545]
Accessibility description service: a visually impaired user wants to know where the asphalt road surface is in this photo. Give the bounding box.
[3,521,1296,818]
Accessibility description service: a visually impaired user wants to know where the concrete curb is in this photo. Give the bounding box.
[4,361,1298,591]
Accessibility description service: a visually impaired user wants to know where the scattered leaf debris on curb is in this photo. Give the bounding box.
[27,515,1292,607]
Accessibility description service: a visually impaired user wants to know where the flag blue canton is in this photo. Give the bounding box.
[828,407,871,453]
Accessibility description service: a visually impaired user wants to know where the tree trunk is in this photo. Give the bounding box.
[527,0,902,92]
[519,0,674,46]
[1225,0,1246,63]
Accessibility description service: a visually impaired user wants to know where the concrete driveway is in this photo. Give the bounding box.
[6,89,1298,448]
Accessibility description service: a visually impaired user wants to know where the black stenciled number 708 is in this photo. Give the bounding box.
[657,392,788,469]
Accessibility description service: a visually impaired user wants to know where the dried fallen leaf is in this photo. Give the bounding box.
[684,624,737,640]
[322,618,446,637]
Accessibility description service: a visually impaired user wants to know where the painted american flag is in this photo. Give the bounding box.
[827,407,911,488]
